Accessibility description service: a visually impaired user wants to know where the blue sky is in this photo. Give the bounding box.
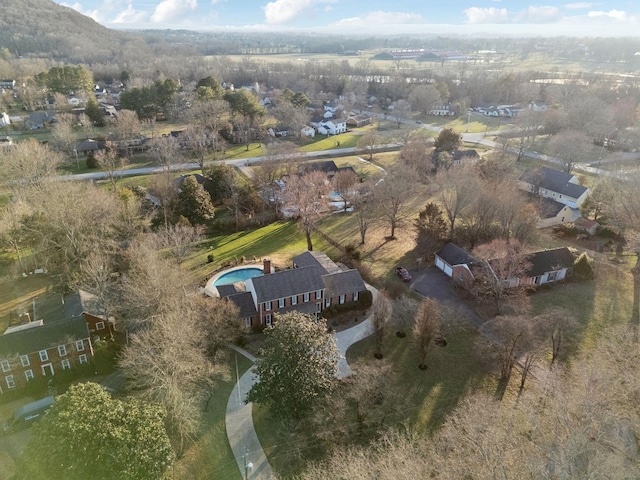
[54,0,640,36]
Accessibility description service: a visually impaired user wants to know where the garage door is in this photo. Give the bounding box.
[443,265,453,277]
[435,257,445,271]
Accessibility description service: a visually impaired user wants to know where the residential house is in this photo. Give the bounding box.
[452,149,480,166]
[267,126,292,138]
[0,317,93,393]
[63,290,115,339]
[428,104,457,116]
[67,96,85,108]
[0,112,10,128]
[536,197,572,228]
[215,254,367,327]
[298,160,338,177]
[74,139,103,157]
[487,247,575,287]
[0,79,16,90]
[435,243,478,287]
[301,126,316,137]
[518,166,590,209]
[317,119,347,136]
[529,102,548,112]
[346,113,371,128]
[324,101,344,115]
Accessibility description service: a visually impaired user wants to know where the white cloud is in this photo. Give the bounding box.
[587,9,629,21]
[516,5,561,23]
[564,2,598,9]
[151,0,198,23]
[334,11,426,26]
[113,4,147,23]
[263,0,337,25]
[464,7,509,24]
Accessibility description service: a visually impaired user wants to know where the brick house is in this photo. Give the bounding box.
[215,253,367,327]
[0,317,93,393]
[63,290,115,339]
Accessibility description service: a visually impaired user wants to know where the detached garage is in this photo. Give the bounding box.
[435,243,478,286]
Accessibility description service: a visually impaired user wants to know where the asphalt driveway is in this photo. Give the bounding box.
[410,265,486,329]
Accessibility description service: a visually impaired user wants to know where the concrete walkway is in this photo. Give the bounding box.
[224,285,378,478]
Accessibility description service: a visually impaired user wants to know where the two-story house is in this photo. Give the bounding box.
[0,317,93,393]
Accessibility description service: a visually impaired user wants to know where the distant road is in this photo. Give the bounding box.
[58,117,622,182]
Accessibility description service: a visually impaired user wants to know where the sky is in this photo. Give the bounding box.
[53,0,640,36]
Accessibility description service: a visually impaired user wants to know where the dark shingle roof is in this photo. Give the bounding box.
[539,198,567,218]
[248,266,325,303]
[521,167,588,199]
[64,290,106,320]
[452,149,479,161]
[293,251,341,275]
[522,247,575,277]
[226,292,258,319]
[216,284,241,298]
[322,270,366,298]
[0,317,90,357]
[436,243,477,266]
[298,160,338,175]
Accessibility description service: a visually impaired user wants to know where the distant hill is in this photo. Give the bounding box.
[0,0,142,62]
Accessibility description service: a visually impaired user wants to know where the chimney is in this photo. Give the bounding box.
[263,258,271,275]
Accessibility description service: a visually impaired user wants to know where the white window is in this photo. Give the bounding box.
[24,369,34,381]
[76,340,85,352]
[265,314,272,326]
[95,321,105,330]
[244,317,252,328]
[61,359,71,370]
[5,375,15,389]
[58,345,67,357]
[291,295,297,305]
[265,301,272,311]
[278,298,285,308]
[353,291,359,302]
[0,360,10,372]
[303,292,310,302]
[79,354,88,364]
[339,295,346,305]
[315,290,322,300]
[39,350,49,362]
[325,298,331,307]
[20,355,30,367]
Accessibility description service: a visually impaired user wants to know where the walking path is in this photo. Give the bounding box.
[224,285,378,479]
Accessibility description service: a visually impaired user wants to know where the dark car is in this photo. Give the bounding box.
[395,266,411,282]
[1,396,54,435]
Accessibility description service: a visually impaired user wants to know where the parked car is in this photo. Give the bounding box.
[1,396,54,435]
[395,266,411,282]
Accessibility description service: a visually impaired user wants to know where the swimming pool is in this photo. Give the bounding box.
[213,267,264,287]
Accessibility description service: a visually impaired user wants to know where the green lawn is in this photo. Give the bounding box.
[298,131,362,152]
[172,353,252,480]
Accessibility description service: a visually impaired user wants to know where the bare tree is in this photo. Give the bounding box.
[392,295,418,337]
[156,223,204,265]
[95,141,127,192]
[536,308,580,367]
[181,124,212,173]
[374,164,420,239]
[371,290,392,358]
[285,170,330,251]
[357,130,380,161]
[148,136,182,171]
[352,179,376,245]
[408,84,442,115]
[436,165,478,240]
[546,129,594,173]
[332,168,358,211]
[51,112,77,159]
[148,172,178,229]
[413,298,442,370]
[0,139,62,194]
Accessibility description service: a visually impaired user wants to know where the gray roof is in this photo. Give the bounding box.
[293,251,341,275]
[226,292,258,319]
[0,317,90,358]
[489,247,575,279]
[216,284,240,298]
[248,266,325,303]
[539,197,567,218]
[436,243,478,266]
[64,290,106,319]
[521,167,588,199]
[322,270,366,298]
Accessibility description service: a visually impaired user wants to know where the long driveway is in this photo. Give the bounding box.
[224,285,378,479]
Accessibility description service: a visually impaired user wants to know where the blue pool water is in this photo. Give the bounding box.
[214,267,264,286]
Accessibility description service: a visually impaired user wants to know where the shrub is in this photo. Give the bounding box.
[573,252,595,281]
[207,254,214,263]
[358,289,373,307]
[86,152,99,169]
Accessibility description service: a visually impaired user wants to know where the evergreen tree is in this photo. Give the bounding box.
[175,175,215,225]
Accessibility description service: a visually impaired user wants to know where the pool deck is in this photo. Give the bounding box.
[204,264,272,298]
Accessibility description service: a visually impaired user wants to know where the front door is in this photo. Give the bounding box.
[41,363,54,376]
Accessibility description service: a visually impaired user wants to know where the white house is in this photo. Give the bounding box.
[536,198,573,229]
[0,112,10,128]
[317,119,346,136]
[428,104,457,116]
[301,126,316,137]
[518,167,590,209]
